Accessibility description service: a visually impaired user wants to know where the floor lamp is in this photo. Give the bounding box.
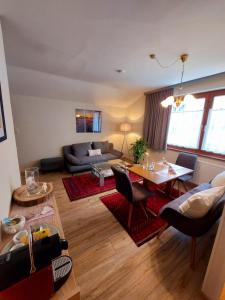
[120,122,131,157]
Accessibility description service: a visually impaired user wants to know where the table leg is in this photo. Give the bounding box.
[143,178,175,200]
[100,175,104,187]
[165,181,172,196]
[143,178,150,190]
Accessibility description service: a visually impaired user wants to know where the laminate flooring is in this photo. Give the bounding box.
[40,171,215,300]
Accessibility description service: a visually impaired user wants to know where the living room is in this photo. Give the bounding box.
[0,1,225,300]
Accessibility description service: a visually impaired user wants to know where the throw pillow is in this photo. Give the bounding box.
[88,149,102,156]
[92,141,110,154]
[211,171,225,187]
[72,142,92,157]
[179,186,225,219]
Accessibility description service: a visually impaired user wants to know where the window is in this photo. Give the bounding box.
[167,97,205,149]
[167,89,225,159]
[202,96,225,155]
[75,109,102,133]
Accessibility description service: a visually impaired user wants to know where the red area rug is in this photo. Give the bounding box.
[62,172,142,201]
[100,191,171,246]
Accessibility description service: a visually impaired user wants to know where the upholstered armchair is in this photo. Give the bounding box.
[159,183,225,268]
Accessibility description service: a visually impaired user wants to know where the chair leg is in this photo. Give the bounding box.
[177,181,181,196]
[191,237,197,269]
[128,203,133,229]
[146,206,158,217]
[139,202,149,220]
[157,222,168,239]
[182,181,189,192]
[171,180,176,191]
[165,180,172,196]
[165,179,176,199]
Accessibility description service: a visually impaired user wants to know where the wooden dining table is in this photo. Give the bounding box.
[129,162,193,194]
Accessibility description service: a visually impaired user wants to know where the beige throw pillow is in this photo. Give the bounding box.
[211,171,225,187]
[88,149,102,156]
[179,186,225,219]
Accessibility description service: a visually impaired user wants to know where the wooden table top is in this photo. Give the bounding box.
[129,162,193,185]
[0,191,80,300]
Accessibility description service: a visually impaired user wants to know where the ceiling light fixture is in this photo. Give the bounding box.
[115,69,125,73]
[150,53,195,108]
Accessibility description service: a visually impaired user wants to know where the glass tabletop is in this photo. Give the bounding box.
[91,159,123,172]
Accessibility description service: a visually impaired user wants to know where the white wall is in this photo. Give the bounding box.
[11,94,126,169]
[0,21,20,220]
[126,74,225,184]
[202,206,225,299]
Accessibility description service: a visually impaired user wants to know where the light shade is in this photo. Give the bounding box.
[161,96,174,108]
[161,94,196,108]
[120,122,131,132]
[183,94,196,102]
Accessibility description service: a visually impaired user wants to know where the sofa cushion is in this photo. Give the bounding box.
[102,153,118,160]
[211,171,225,187]
[179,186,225,219]
[72,142,92,157]
[78,155,106,165]
[92,141,110,154]
[65,152,119,166]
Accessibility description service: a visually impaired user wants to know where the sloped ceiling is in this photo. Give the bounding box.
[1,0,225,106]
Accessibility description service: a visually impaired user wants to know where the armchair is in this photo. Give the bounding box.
[159,183,225,268]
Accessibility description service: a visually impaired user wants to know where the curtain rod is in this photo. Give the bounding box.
[144,86,174,95]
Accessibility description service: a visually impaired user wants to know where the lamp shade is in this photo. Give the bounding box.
[183,94,196,102]
[120,122,131,132]
[161,96,174,107]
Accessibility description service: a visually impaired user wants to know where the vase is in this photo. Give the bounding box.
[25,167,39,195]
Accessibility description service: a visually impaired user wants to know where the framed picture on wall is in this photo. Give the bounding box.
[0,84,7,143]
[75,109,102,133]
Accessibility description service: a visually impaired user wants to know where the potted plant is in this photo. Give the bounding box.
[130,138,147,163]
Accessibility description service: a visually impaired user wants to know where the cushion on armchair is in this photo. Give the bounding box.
[211,171,225,187]
[72,142,92,157]
[179,186,225,219]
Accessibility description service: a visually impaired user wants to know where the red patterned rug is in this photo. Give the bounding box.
[100,191,172,246]
[62,172,142,201]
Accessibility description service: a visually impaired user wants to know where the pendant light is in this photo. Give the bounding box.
[150,53,196,108]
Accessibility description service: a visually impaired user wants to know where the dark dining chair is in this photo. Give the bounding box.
[111,165,153,229]
[172,152,198,194]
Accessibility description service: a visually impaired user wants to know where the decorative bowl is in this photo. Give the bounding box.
[2,215,26,235]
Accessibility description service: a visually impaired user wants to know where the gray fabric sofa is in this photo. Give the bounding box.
[63,141,122,173]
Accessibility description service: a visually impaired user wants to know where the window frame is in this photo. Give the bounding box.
[167,88,225,161]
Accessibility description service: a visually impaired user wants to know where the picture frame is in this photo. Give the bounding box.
[75,109,102,133]
[0,84,7,143]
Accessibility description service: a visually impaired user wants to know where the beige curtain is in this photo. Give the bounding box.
[143,88,174,151]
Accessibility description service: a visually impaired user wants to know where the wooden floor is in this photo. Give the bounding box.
[40,171,217,300]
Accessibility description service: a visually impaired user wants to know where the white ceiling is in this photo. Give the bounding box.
[7,65,142,107]
[1,0,225,106]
